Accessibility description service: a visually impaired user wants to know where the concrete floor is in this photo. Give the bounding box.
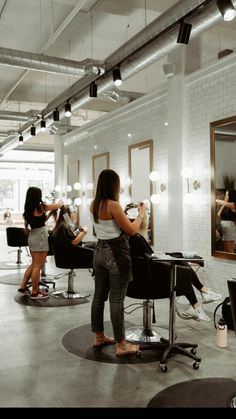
[0,226,236,408]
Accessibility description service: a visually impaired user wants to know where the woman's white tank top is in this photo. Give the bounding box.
[93,218,121,240]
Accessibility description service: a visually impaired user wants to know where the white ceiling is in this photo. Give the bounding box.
[0,0,235,155]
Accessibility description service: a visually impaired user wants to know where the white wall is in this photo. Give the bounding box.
[62,54,236,303]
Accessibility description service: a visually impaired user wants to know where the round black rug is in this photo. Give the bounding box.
[147,378,236,408]
[14,292,90,307]
[62,321,168,364]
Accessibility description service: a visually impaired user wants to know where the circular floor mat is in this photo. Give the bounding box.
[147,377,236,408]
[62,321,168,364]
[14,292,90,307]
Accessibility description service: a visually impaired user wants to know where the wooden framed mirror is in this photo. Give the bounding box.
[210,115,236,260]
[128,139,153,244]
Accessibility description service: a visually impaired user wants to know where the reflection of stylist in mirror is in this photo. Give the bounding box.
[216,190,236,253]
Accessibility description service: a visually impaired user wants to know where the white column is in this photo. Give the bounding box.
[54,134,66,200]
[166,47,186,251]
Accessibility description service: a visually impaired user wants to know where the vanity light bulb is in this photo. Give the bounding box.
[67,198,72,205]
[151,193,161,204]
[149,171,160,182]
[55,185,61,192]
[74,197,82,206]
[74,182,81,190]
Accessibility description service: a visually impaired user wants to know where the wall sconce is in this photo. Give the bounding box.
[181,166,200,205]
[149,171,166,204]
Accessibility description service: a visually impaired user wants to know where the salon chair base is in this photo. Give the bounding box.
[126,326,169,344]
[51,290,90,299]
[159,342,201,372]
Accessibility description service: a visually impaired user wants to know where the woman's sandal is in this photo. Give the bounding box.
[93,335,116,350]
[115,341,140,357]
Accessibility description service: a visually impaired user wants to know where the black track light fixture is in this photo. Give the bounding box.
[65,101,71,117]
[40,118,46,131]
[53,107,60,121]
[90,81,97,98]
[217,0,236,21]
[19,134,23,142]
[30,125,36,136]
[112,67,123,87]
[177,21,192,45]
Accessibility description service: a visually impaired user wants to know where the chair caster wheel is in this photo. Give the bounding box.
[193,361,200,369]
[191,348,197,355]
[160,363,168,372]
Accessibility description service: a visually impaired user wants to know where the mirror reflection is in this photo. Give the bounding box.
[128,139,153,244]
[211,116,236,259]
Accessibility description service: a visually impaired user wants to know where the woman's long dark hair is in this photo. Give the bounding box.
[52,205,71,235]
[23,187,46,225]
[92,169,120,223]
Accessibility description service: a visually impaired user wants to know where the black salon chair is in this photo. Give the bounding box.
[3,227,29,268]
[125,253,172,344]
[51,236,93,299]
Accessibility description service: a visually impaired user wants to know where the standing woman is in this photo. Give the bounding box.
[216,190,236,253]
[90,169,146,357]
[18,187,64,299]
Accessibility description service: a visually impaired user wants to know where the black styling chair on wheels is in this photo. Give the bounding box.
[51,235,93,299]
[125,234,201,371]
[4,227,29,268]
[126,255,171,344]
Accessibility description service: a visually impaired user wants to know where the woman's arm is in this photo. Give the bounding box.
[216,199,235,210]
[110,201,146,236]
[71,227,88,246]
[217,205,224,219]
[44,200,64,211]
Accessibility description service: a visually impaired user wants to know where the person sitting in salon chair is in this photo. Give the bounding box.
[125,203,222,322]
[52,205,88,246]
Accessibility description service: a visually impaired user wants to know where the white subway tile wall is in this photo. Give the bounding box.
[66,59,236,306]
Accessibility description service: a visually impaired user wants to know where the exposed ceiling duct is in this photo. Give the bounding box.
[0,46,103,77]
[1,0,235,152]
[0,110,33,122]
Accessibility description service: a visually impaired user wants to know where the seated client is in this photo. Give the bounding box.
[52,205,88,246]
[125,203,222,322]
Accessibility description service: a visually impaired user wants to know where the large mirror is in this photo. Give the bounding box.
[128,139,153,244]
[210,116,236,260]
